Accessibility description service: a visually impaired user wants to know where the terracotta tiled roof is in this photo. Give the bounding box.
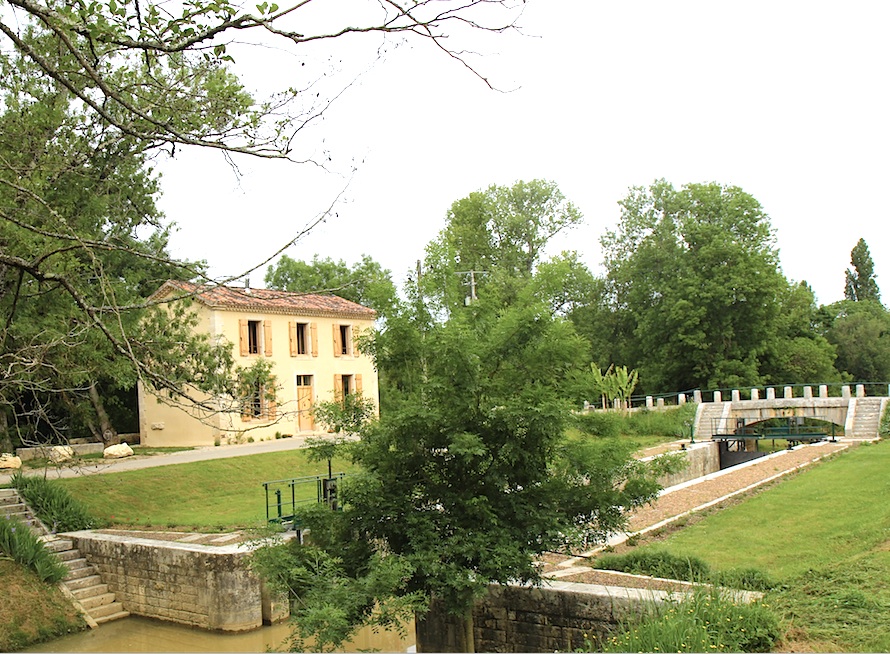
[152,280,376,319]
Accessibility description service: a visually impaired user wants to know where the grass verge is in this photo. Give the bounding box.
[594,439,890,651]
[57,449,353,530]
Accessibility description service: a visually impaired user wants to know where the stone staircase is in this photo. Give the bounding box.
[694,401,728,440]
[847,397,887,440]
[0,487,128,627]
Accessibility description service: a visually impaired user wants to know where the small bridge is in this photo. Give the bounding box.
[693,386,888,441]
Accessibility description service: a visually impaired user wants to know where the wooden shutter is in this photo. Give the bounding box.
[333,324,342,358]
[310,323,318,357]
[239,319,249,357]
[334,374,343,401]
[354,374,363,394]
[263,320,273,356]
[288,321,298,357]
[352,326,360,356]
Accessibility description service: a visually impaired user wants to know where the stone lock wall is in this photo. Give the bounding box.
[416,581,675,653]
[68,531,287,631]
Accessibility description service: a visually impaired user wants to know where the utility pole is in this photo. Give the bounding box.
[455,270,485,305]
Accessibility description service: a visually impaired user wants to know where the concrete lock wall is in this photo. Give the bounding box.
[68,531,287,631]
[645,442,721,489]
[416,583,672,653]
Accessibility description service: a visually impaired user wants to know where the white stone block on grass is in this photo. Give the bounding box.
[0,454,22,469]
[49,446,74,463]
[103,443,134,459]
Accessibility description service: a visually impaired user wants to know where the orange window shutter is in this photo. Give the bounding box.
[333,324,342,358]
[355,374,363,394]
[352,327,359,356]
[239,319,249,357]
[334,374,343,401]
[263,320,273,356]
[288,321,298,357]
[310,323,318,357]
[267,398,277,420]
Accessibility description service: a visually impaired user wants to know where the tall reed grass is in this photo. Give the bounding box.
[0,515,67,583]
[601,587,779,653]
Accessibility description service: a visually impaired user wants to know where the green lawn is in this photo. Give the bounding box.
[58,450,353,530]
[610,439,890,651]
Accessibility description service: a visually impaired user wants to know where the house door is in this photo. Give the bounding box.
[296,375,314,432]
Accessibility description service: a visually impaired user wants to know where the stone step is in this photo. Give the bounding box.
[90,602,127,620]
[56,548,82,562]
[94,610,130,625]
[43,538,74,553]
[65,565,97,581]
[64,557,90,570]
[79,592,118,611]
[71,583,110,601]
[0,493,20,506]
[0,488,17,498]
[64,574,103,591]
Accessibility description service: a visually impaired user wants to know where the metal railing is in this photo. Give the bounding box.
[262,472,346,529]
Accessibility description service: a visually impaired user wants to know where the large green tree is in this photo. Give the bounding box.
[821,300,890,382]
[256,282,673,652]
[422,179,585,314]
[844,238,881,303]
[0,0,520,449]
[601,180,794,392]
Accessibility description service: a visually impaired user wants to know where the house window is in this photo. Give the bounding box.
[250,379,264,418]
[247,320,261,355]
[243,379,276,421]
[240,319,272,357]
[341,374,353,397]
[333,323,352,357]
[296,323,308,355]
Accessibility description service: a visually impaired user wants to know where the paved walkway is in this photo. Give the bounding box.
[0,436,319,485]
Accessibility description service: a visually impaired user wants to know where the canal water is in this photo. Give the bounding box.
[27,616,415,652]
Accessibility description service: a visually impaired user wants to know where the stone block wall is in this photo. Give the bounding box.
[650,441,720,489]
[416,581,673,653]
[68,531,282,631]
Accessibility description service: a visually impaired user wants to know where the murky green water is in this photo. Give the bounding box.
[27,616,414,652]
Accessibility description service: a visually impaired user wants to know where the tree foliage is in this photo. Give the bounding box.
[600,180,832,392]
[265,254,398,318]
[422,179,585,314]
[252,182,674,652]
[844,238,881,303]
[821,299,890,382]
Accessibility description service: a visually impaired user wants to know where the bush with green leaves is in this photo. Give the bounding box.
[11,473,98,532]
[595,549,776,592]
[602,587,780,653]
[0,516,68,583]
[596,549,710,580]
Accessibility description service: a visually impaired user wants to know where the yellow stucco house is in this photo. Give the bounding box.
[137,280,379,447]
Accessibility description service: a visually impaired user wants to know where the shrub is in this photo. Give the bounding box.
[0,516,67,583]
[575,411,622,438]
[10,473,98,532]
[602,587,781,653]
[595,549,710,581]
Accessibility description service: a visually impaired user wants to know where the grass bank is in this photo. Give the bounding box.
[597,439,890,651]
[0,560,85,651]
[58,449,353,530]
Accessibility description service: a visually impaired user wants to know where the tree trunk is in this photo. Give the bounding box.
[0,409,13,454]
[460,608,475,653]
[88,382,119,445]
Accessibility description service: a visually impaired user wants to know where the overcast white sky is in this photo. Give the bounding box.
[159,1,889,306]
